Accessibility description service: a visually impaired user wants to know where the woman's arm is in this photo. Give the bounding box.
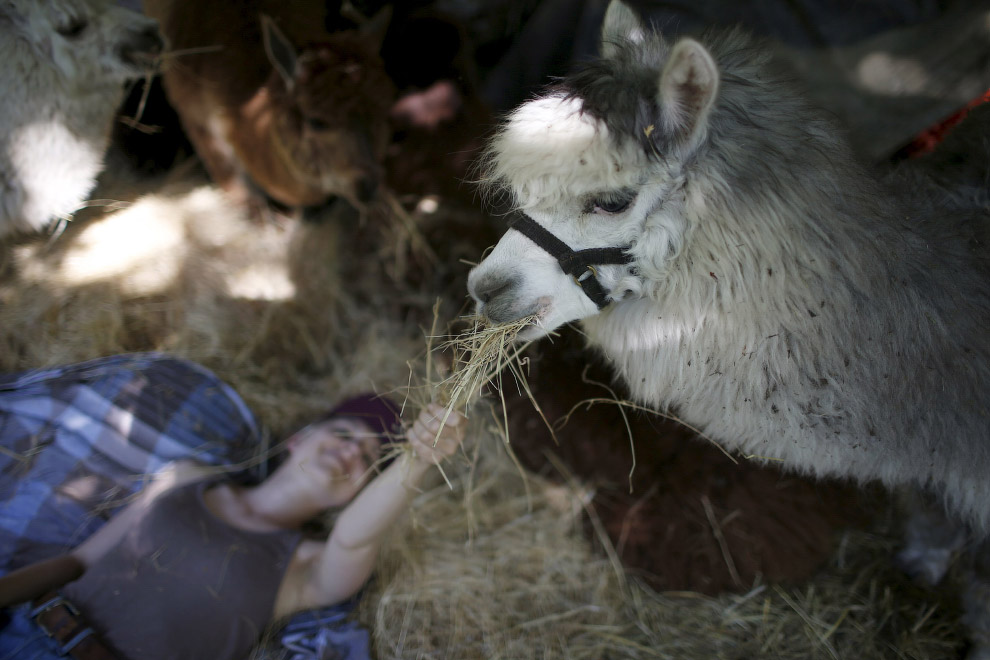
[297,404,466,610]
[0,554,84,608]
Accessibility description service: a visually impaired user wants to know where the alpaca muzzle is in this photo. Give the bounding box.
[119,24,165,69]
[507,213,633,309]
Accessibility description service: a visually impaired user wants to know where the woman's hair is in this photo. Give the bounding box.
[321,393,403,440]
[318,393,405,470]
[256,393,405,482]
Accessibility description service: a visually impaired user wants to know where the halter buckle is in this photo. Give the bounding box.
[573,265,597,286]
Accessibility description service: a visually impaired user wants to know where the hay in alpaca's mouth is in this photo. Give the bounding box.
[433,314,539,411]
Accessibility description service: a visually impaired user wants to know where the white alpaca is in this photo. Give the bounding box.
[468,2,990,650]
[0,0,162,238]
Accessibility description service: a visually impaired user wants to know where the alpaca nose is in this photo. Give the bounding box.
[469,273,515,306]
[469,273,524,323]
[120,25,165,65]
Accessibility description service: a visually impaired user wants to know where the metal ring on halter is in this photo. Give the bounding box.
[574,265,597,285]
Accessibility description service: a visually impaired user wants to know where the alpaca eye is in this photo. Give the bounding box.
[592,194,633,215]
[305,117,330,131]
[57,18,88,38]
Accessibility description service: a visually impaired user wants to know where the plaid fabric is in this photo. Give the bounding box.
[279,600,370,660]
[0,353,261,574]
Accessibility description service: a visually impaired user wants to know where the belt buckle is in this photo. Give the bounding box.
[32,594,79,637]
[34,593,79,615]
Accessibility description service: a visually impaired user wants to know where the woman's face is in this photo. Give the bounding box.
[284,416,384,504]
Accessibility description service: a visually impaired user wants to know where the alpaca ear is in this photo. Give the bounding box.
[360,5,392,54]
[599,0,646,59]
[657,38,719,144]
[262,14,297,89]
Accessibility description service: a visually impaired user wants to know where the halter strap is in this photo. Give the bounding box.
[508,214,633,309]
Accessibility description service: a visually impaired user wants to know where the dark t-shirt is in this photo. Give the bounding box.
[63,479,302,660]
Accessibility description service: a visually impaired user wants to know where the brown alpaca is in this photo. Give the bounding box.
[143,1,395,213]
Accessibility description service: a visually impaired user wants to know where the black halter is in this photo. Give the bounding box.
[508,213,633,309]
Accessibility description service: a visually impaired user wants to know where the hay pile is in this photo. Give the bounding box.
[0,171,437,433]
[356,421,964,660]
[0,152,967,658]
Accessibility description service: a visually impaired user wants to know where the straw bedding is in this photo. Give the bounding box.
[0,138,968,658]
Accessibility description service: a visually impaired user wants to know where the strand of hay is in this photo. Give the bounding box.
[119,47,222,134]
[397,300,539,417]
[382,190,439,272]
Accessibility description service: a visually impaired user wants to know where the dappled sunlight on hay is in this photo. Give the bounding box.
[15,184,296,301]
[0,173,417,435]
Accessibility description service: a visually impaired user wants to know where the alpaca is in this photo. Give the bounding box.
[467,0,990,651]
[143,0,395,214]
[0,0,163,238]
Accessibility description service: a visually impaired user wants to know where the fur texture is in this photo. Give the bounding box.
[468,4,990,537]
[0,0,162,237]
[143,0,396,213]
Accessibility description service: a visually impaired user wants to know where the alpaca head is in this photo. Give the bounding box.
[1,0,163,90]
[467,0,720,340]
[259,9,396,208]
[0,0,163,237]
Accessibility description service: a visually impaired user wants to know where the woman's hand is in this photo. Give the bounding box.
[407,403,465,464]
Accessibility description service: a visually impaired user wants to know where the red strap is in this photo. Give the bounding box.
[899,88,990,158]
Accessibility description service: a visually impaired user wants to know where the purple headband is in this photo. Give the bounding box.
[323,393,404,444]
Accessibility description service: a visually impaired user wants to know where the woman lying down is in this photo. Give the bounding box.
[0,392,465,660]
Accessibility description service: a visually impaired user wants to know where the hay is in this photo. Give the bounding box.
[430,314,537,411]
[360,426,964,659]
[0,174,423,434]
[0,147,967,659]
